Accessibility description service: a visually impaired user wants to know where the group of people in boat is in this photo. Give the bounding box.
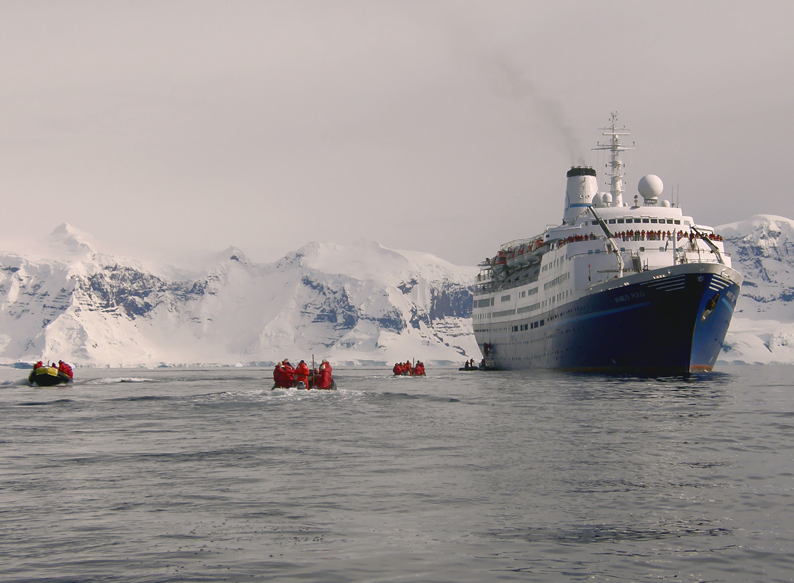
[28,359,74,386]
[461,358,484,370]
[273,358,334,389]
[33,360,73,379]
[392,360,425,376]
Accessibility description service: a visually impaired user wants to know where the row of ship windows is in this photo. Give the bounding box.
[474,289,573,320]
[475,305,593,337]
[586,247,667,254]
[499,272,568,304]
[512,320,544,332]
[541,255,566,273]
[500,286,541,303]
[591,218,686,226]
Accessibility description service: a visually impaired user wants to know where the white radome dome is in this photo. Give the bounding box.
[602,192,613,205]
[592,192,602,207]
[660,199,671,207]
[638,174,663,200]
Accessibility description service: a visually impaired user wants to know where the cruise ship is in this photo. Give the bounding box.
[473,114,742,374]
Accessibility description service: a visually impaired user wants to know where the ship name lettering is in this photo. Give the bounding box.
[614,291,645,304]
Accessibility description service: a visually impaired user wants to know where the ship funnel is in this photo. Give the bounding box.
[564,167,598,222]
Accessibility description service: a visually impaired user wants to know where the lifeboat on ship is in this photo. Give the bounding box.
[513,244,531,266]
[521,239,547,264]
[492,251,508,274]
[506,249,519,269]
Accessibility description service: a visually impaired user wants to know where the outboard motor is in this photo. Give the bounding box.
[563,166,598,223]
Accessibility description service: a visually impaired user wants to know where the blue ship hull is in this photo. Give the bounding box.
[475,264,741,375]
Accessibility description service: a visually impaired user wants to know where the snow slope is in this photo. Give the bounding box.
[0,226,478,367]
[718,215,794,364]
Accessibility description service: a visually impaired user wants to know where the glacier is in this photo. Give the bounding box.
[718,215,794,364]
[1,216,792,368]
[0,225,479,367]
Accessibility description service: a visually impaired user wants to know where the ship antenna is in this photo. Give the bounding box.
[593,112,634,207]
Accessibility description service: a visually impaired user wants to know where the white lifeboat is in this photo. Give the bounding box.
[506,249,519,269]
[492,251,507,274]
[514,245,531,266]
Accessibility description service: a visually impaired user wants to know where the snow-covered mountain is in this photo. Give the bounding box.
[2,216,792,368]
[0,225,478,367]
[718,215,794,364]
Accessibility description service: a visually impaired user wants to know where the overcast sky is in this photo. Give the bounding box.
[2,1,792,267]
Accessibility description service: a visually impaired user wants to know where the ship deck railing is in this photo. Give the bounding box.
[499,237,537,252]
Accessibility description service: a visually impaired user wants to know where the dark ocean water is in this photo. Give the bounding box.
[1,364,793,582]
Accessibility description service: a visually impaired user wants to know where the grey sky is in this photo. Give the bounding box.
[2,1,792,266]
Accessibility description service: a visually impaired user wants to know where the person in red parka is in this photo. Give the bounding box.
[58,360,73,379]
[315,360,333,389]
[281,360,295,387]
[393,363,402,376]
[33,360,43,370]
[273,363,286,387]
[413,361,425,376]
[295,360,310,389]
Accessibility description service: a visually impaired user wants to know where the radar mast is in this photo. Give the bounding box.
[593,112,634,207]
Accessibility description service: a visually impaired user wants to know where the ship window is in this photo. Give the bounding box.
[608,219,616,224]
[591,220,597,225]
[667,219,674,224]
[675,220,681,224]
[634,219,642,223]
[540,319,545,326]
[642,219,649,223]
[617,219,625,223]
[650,219,658,223]
[501,295,511,302]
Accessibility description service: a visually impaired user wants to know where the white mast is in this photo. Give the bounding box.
[593,112,634,207]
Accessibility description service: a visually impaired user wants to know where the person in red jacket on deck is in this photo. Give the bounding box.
[295,360,310,389]
[315,360,333,389]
